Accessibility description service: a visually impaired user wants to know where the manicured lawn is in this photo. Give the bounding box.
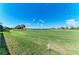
[2,29,79,55]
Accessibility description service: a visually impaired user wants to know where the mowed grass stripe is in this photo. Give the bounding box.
[3,30,79,54]
[4,31,60,55]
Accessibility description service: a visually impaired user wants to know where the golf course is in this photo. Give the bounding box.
[1,3,79,55]
[0,29,79,55]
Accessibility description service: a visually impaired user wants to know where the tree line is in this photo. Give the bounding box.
[0,24,79,32]
[0,24,26,32]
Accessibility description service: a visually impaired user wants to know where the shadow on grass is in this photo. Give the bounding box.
[0,33,10,55]
[47,49,61,55]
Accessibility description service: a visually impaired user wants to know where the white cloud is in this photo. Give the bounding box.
[32,18,45,26]
[66,19,78,26]
[37,23,44,27]
[25,23,31,26]
[32,18,45,24]
[33,19,36,22]
[39,19,45,23]
[40,23,44,26]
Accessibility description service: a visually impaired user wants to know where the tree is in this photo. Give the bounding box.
[15,24,26,29]
[20,24,26,29]
[76,27,79,29]
[15,25,21,29]
[3,26,11,32]
[65,27,69,29]
[70,26,75,29]
[0,25,3,32]
[60,27,66,29]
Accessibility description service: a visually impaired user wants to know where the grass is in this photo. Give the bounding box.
[1,29,79,55]
[0,32,9,55]
[0,48,8,55]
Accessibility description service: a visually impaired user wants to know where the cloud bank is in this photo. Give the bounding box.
[66,19,78,26]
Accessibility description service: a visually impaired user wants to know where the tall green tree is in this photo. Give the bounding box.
[0,25,3,32]
[15,24,26,29]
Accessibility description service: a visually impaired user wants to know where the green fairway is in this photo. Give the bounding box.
[2,29,79,55]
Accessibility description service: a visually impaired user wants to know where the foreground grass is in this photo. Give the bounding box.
[0,32,9,55]
[3,29,79,55]
[0,48,8,55]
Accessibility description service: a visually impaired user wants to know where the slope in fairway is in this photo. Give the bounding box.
[3,29,79,55]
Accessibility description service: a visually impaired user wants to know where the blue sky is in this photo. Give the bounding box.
[0,3,79,29]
